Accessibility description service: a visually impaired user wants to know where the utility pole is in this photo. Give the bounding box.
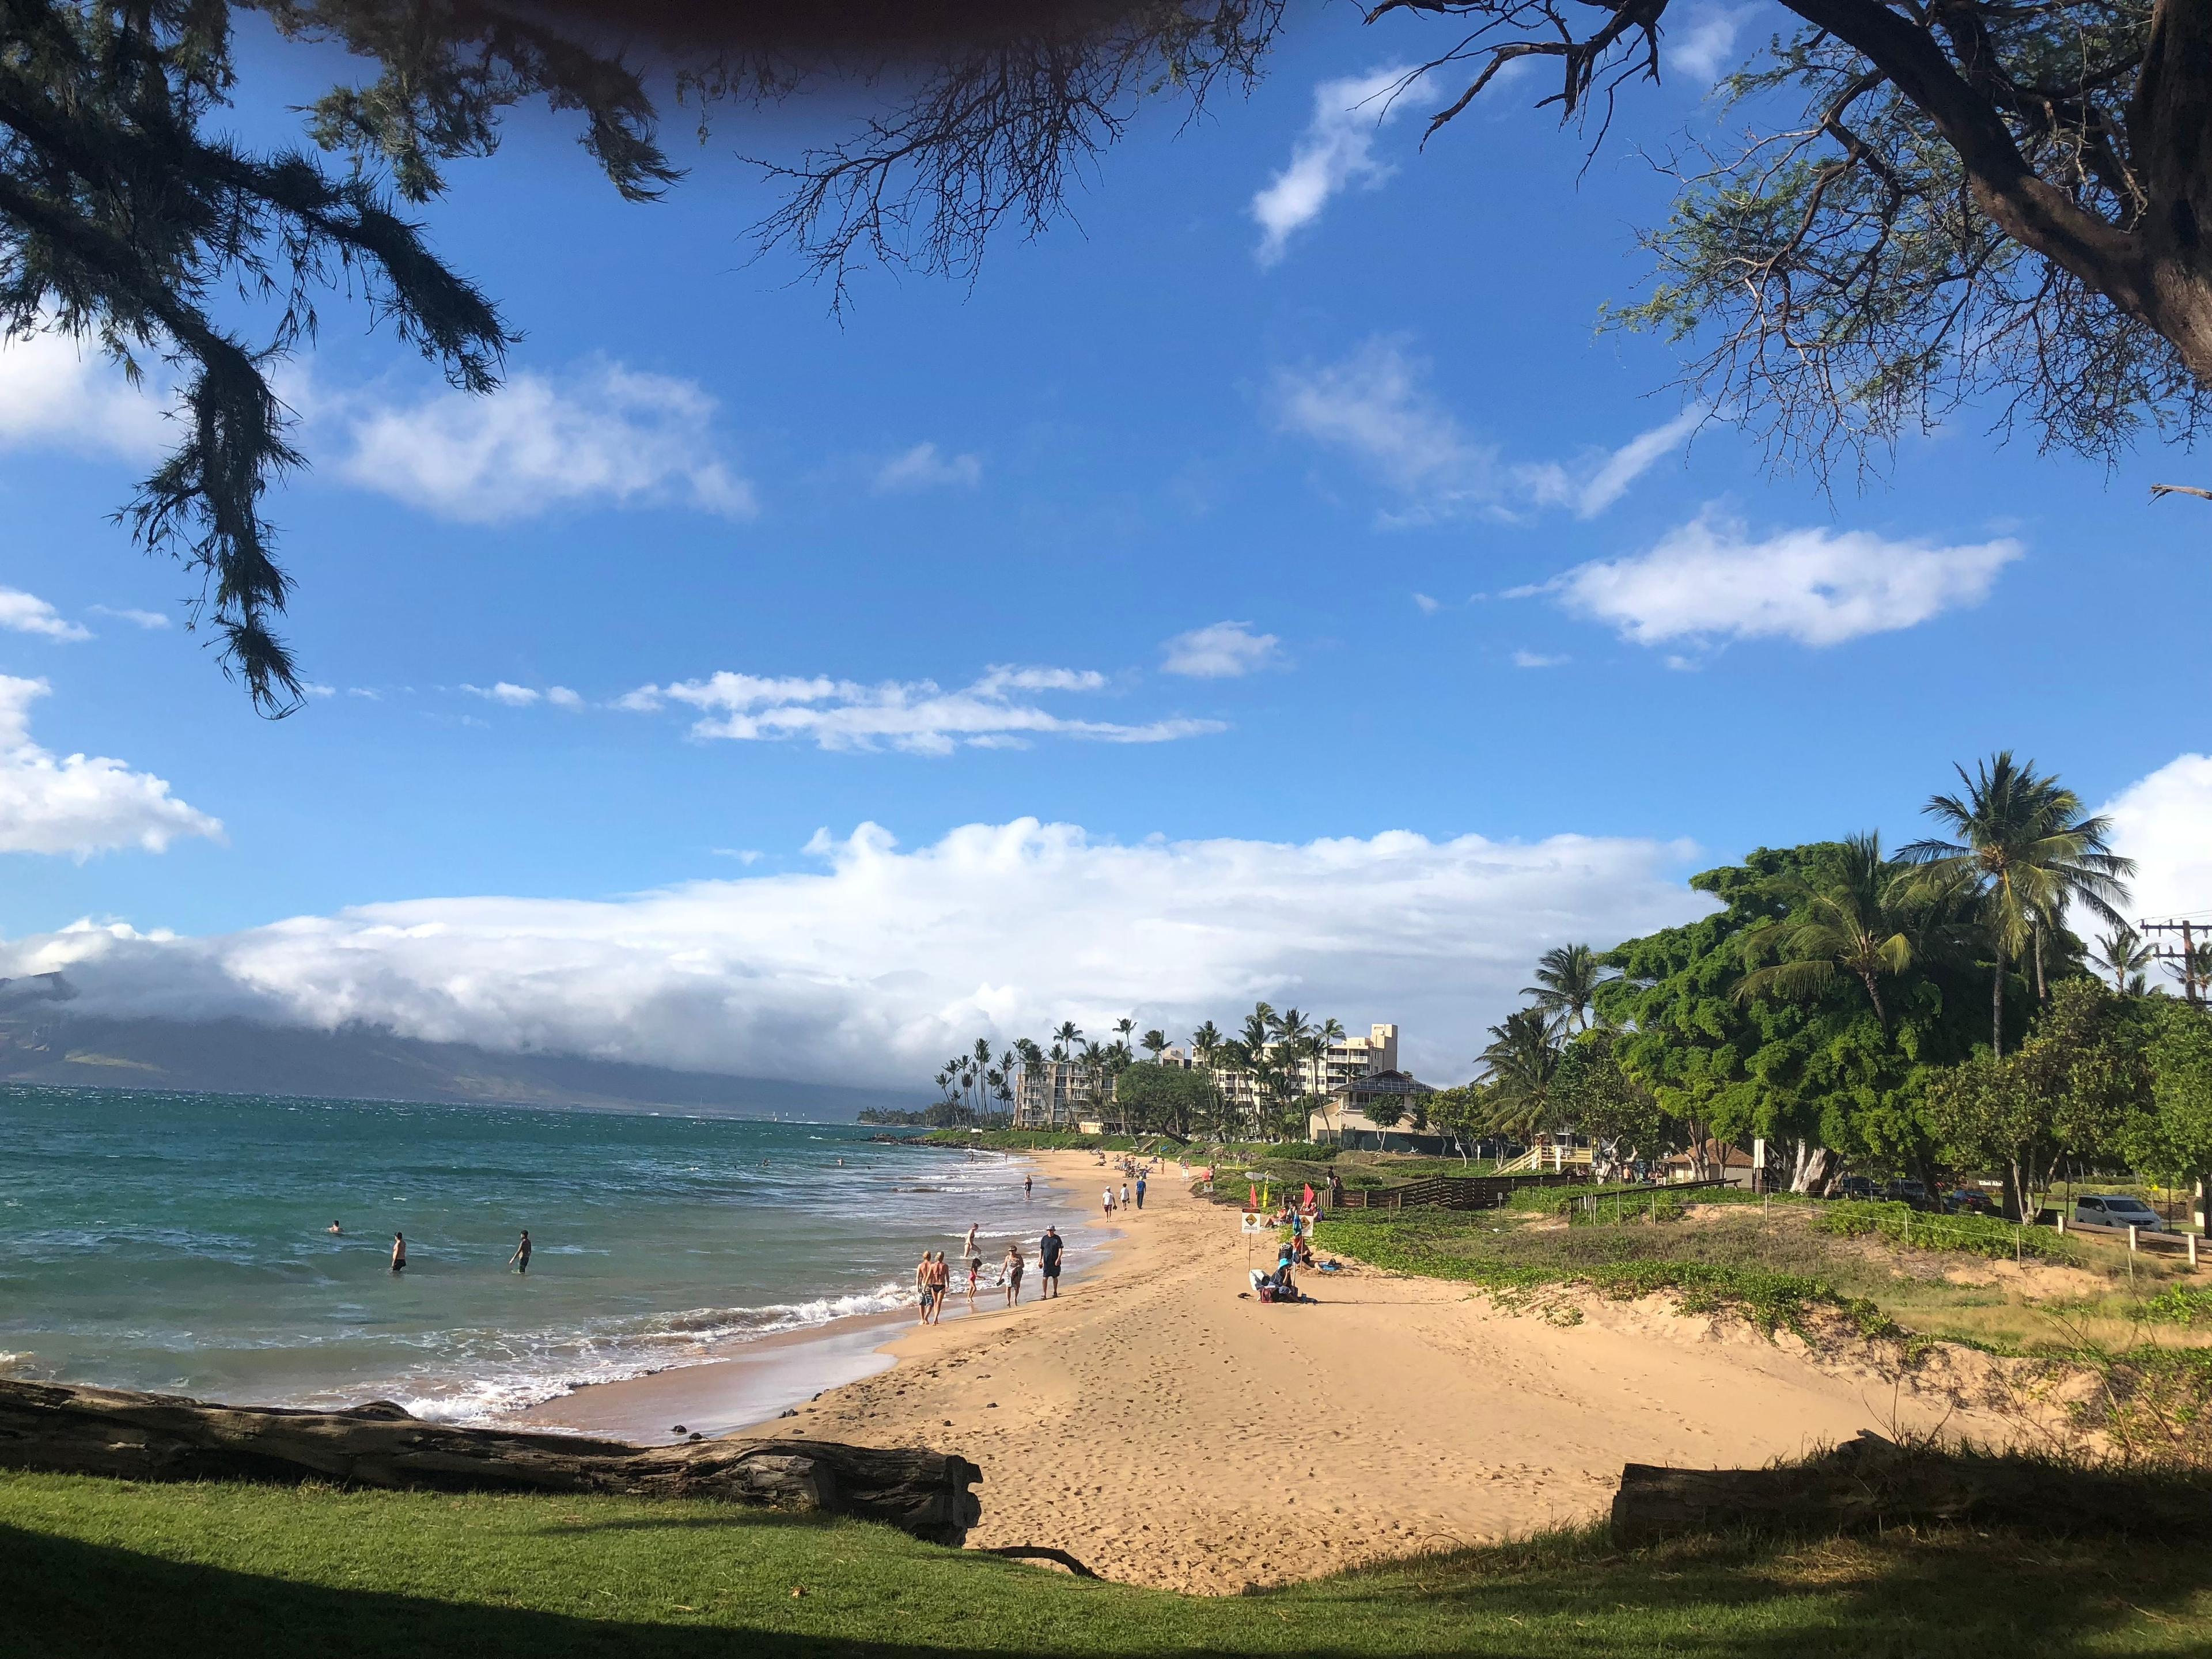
[2140,918,2207,1005]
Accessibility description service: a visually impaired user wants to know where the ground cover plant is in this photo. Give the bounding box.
[5,1471,2211,1658]
[1317,1199,2212,1358]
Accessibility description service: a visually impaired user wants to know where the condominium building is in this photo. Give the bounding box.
[1145,1023,1403,1117]
[1013,1058,1114,1128]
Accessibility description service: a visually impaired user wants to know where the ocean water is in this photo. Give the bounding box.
[0,1086,1069,1422]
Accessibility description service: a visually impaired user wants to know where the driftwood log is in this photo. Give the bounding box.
[1612,1431,2212,1547]
[0,1378,980,1546]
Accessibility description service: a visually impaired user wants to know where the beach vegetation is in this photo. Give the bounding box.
[7,1466,2212,1657]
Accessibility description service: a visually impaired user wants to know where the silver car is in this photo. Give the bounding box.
[2073,1194,2168,1233]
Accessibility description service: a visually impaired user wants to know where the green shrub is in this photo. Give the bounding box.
[1813,1200,2080,1264]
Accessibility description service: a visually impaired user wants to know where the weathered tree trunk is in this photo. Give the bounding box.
[1789,1144,1840,1197]
[0,1380,980,1545]
[1612,1433,2212,1547]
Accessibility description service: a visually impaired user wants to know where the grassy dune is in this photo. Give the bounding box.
[4,1471,2211,1657]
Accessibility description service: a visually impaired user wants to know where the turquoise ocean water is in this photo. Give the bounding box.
[0,1086,1067,1421]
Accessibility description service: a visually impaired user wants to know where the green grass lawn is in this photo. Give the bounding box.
[4,1471,2210,1657]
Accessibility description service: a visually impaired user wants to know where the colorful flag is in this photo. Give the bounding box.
[1249,1183,1258,1210]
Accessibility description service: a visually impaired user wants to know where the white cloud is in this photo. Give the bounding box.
[0,677,221,857]
[1527,511,2022,647]
[1516,406,1705,518]
[334,361,755,524]
[1252,66,1416,266]
[1160,622,1282,679]
[2100,756,2212,941]
[625,665,1220,755]
[0,588,91,642]
[88,605,171,631]
[873,442,982,492]
[347,687,382,700]
[1671,4,1759,83]
[546,686,585,710]
[5,818,1711,1086]
[1413,593,1441,615]
[0,329,172,460]
[1512,650,1569,669]
[1275,339,1695,522]
[463,682,541,707]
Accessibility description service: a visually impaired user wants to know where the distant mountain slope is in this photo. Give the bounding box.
[0,995,906,1119]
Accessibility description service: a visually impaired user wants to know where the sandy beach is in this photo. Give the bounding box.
[526,1150,2019,1593]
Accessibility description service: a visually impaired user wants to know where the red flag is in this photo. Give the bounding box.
[1303,1183,1315,1209]
[1249,1183,1258,1210]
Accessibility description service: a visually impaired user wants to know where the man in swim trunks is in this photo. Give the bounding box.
[390,1232,407,1272]
[1023,1173,1033,1200]
[915,1249,936,1324]
[1038,1226,1063,1298]
[510,1230,532,1274]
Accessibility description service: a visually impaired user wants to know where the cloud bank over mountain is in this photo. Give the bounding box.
[5,819,1713,1088]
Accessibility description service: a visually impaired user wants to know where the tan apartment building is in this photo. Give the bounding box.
[1153,1022,1402,1119]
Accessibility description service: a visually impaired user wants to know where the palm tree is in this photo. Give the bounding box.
[1188,1020,1224,1132]
[1268,1005,1313,1096]
[1522,944,1607,1032]
[1310,1017,1347,1137]
[1141,1028,1169,1063]
[1733,833,1920,1027]
[2090,925,2156,996]
[1902,752,2135,1055]
[1474,1007,1564,1142]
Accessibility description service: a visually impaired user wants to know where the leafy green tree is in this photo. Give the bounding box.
[1924,980,2151,1218]
[1522,944,1607,1033]
[1112,1062,1213,1137]
[1604,842,2000,1191]
[1902,752,2133,1055]
[1552,1029,1669,1176]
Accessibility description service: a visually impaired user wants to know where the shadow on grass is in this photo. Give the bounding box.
[10,1512,2212,1659]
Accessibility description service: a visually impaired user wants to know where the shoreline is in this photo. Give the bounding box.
[518,1146,1139,1441]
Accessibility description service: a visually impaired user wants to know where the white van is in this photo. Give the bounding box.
[2073,1194,2168,1233]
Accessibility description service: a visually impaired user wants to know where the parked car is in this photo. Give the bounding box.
[2071,1194,2169,1233]
[1945,1190,1997,1216]
[1884,1179,1930,1208]
[1839,1176,1877,1200]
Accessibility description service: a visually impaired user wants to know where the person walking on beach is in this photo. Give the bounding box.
[915,1249,937,1325]
[1135,1173,1146,1211]
[1003,1243,1024,1306]
[963,1224,983,1293]
[1039,1226,1064,1298]
[509,1230,532,1275]
[1101,1186,1115,1219]
[1120,1181,1130,1211]
[389,1232,407,1273]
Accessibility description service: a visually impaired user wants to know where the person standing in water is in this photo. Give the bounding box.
[1023,1172,1033,1200]
[509,1231,532,1274]
[327,1221,342,1235]
[389,1232,407,1272]
[962,1223,982,1293]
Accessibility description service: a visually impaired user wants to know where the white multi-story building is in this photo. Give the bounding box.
[1142,1023,1403,1120]
[1013,1058,1114,1128]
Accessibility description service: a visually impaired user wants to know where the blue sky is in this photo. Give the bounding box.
[2,6,2207,1086]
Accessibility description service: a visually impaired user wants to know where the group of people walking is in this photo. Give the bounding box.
[915,1215,1066,1323]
